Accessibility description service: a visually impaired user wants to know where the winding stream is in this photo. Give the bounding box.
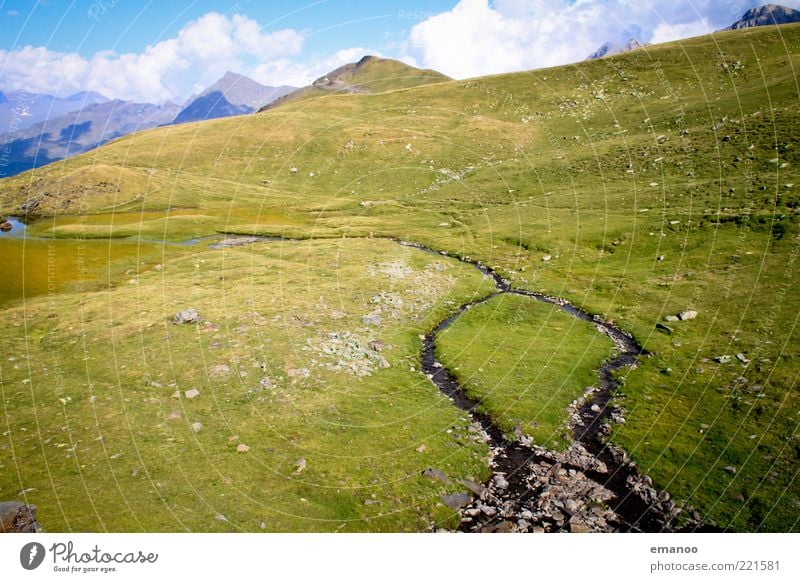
[2,226,710,531]
[395,240,712,533]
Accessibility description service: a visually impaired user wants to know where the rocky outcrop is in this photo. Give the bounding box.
[0,501,41,533]
[722,4,800,30]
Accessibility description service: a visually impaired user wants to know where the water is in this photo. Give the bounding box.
[0,216,26,237]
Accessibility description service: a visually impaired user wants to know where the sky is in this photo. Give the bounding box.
[1,0,798,103]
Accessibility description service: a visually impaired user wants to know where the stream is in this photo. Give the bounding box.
[1,226,712,532]
[395,240,713,533]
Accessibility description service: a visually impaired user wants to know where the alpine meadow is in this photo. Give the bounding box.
[1,14,799,535]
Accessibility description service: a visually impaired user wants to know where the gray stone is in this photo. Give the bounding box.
[724,465,737,474]
[493,475,510,490]
[656,323,674,335]
[664,315,679,322]
[714,355,732,364]
[422,468,450,483]
[735,353,750,363]
[173,308,201,324]
[0,501,40,533]
[185,388,200,399]
[441,492,472,510]
[458,479,487,498]
[678,310,698,321]
[362,312,382,326]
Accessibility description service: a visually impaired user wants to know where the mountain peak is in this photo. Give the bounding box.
[723,3,800,30]
[172,72,295,125]
[586,38,645,60]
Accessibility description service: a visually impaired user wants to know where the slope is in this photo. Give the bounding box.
[260,55,450,111]
[1,24,799,532]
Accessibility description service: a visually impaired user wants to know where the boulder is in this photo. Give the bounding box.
[655,323,673,335]
[0,501,40,533]
[173,308,201,324]
[362,312,382,326]
[441,492,472,510]
[678,310,698,321]
[422,468,450,483]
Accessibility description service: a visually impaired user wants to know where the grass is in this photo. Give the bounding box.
[1,24,799,531]
[436,293,614,449]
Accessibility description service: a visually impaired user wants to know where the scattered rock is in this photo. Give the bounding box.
[415,444,427,453]
[714,355,732,364]
[362,312,382,326]
[294,458,307,473]
[492,475,510,490]
[0,501,40,532]
[184,388,200,399]
[735,353,750,363]
[458,479,487,498]
[209,364,230,377]
[542,254,552,262]
[166,411,181,420]
[422,468,450,483]
[569,519,592,533]
[173,308,201,325]
[236,443,250,453]
[480,521,515,533]
[286,367,310,379]
[664,315,679,322]
[656,323,674,335]
[724,465,737,474]
[678,310,698,321]
[191,422,202,433]
[441,492,472,510]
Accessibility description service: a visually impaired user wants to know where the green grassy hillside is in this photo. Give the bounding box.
[1,24,799,531]
[259,55,451,111]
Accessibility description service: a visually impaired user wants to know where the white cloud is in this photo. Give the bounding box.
[405,0,800,79]
[650,18,714,45]
[250,47,384,88]
[0,12,305,102]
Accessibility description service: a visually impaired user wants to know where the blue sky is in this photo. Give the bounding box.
[1,1,453,58]
[1,1,797,102]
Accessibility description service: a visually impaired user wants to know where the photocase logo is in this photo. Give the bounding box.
[20,542,46,570]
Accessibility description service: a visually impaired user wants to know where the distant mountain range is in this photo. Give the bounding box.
[0,73,294,177]
[587,3,800,60]
[1,100,181,177]
[4,4,800,178]
[0,90,108,133]
[172,72,294,125]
